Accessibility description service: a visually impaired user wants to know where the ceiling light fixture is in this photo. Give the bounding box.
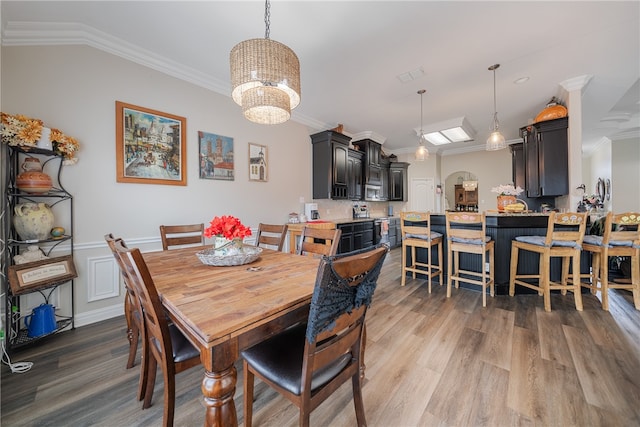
[486,63,506,151]
[418,116,475,145]
[230,0,301,125]
[415,89,429,161]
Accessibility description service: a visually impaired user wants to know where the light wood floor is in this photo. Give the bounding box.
[2,247,640,426]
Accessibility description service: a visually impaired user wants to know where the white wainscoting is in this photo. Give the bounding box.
[87,255,120,302]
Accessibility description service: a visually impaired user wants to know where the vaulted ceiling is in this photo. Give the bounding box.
[2,1,639,156]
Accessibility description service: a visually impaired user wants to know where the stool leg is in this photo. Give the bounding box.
[572,252,583,311]
[427,243,432,294]
[509,245,519,297]
[411,246,417,280]
[542,253,551,312]
[447,245,453,298]
[600,251,610,310]
[489,245,495,297]
[481,248,487,308]
[631,251,640,310]
[401,242,407,287]
[438,241,443,287]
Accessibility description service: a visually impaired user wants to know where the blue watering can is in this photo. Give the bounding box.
[24,303,57,338]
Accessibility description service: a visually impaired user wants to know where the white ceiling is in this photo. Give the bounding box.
[2,1,639,156]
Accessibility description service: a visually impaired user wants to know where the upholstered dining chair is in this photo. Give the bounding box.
[445,211,495,307]
[112,238,201,427]
[159,223,204,250]
[241,243,389,427]
[297,226,341,257]
[509,211,588,312]
[105,233,148,401]
[399,211,443,292]
[581,211,640,311]
[255,223,288,251]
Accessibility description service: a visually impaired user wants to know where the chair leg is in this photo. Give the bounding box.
[143,355,158,409]
[351,373,367,427]
[572,253,583,311]
[162,364,176,427]
[243,361,254,427]
[137,330,148,401]
[509,245,519,296]
[401,243,407,286]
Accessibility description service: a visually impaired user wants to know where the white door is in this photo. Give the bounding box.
[411,178,435,211]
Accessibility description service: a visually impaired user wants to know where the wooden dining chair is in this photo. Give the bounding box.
[509,211,588,312]
[399,211,443,292]
[297,226,341,257]
[255,223,288,251]
[445,211,495,307]
[241,243,389,427]
[580,211,640,311]
[159,223,204,250]
[112,239,201,427]
[105,233,148,401]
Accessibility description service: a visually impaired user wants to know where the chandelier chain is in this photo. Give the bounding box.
[264,0,271,39]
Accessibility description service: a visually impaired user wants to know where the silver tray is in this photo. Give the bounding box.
[196,245,263,267]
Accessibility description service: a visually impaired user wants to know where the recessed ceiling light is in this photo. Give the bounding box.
[514,76,530,84]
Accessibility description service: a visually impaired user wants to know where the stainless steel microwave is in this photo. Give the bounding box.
[364,184,382,201]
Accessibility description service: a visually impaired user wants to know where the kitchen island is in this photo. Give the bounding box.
[411,212,589,294]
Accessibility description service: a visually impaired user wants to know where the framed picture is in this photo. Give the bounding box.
[198,131,234,181]
[8,255,77,295]
[248,143,268,182]
[115,101,187,186]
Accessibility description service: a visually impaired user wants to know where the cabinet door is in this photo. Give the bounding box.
[538,126,569,196]
[368,142,381,166]
[511,143,526,190]
[390,168,404,201]
[332,144,348,199]
[523,126,541,197]
[348,154,363,200]
[466,189,478,204]
[380,165,389,201]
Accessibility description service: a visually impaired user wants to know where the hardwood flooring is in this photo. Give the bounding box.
[2,247,640,426]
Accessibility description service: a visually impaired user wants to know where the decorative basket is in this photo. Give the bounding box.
[196,245,262,267]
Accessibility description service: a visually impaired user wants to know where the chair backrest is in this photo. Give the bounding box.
[445,211,488,245]
[602,211,640,246]
[297,226,341,257]
[545,211,588,247]
[105,234,142,320]
[159,223,204,250]
[256,223,288,251]
[112,239,174,369]
[302,244,388,393]
[400,211,434,240]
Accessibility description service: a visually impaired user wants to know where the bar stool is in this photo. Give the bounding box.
[581,211,640,311]
[509,211,588,312]
[445,211,494,307]
[399,211,443,292]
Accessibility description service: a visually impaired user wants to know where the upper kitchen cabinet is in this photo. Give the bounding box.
[311,130,352,199]
[389,162,409,201]
[519,117,569,197]
[352,139,382,186]
[347,149,364,201]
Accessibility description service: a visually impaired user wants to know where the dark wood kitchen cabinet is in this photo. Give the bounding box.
[519,117,569,197]
[337,221,374,254]
[311,130,352,199]
[389,162,409,201]
[352,139,382,186]
[347,149,364,200]
[379,158,390,201]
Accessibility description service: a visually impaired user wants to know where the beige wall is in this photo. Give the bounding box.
[611,138,640,212]
[2,45,314,325]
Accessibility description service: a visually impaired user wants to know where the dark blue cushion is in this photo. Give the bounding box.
[448,235,491,245]
[406,231,442,241]
[515,235,581,249]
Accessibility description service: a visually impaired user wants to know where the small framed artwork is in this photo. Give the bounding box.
[248,143,268,182]
[8,255,78,295]
[115,101,187,186]
[199,131,234,181]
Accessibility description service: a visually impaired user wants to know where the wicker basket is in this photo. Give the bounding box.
[196,245,262,267]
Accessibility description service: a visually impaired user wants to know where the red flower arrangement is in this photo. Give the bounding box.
[204,215,252,240]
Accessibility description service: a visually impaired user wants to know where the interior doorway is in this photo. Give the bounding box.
[411,178,435,212]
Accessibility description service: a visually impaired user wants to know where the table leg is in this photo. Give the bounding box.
[202,365,238,427]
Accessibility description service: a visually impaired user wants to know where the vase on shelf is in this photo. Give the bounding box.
[497,195,517,212]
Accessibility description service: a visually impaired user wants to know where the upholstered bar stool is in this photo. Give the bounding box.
[509,211,588,312]
[445,211,494,307]
[581,211,640,311]
[399,211,443,292]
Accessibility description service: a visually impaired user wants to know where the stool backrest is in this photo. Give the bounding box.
[445,211,487,242]
[546,212,588,247]
[604,212,640,246]
[400,211,434,239]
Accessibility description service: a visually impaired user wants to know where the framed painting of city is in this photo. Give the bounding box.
[248,143,268,182]
[115,101,187,186]
[199,131,235,181]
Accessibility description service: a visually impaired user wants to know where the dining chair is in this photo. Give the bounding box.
[112,239,201,427]
[509,211,588,312]
[159,223,204,250]
[105,233,148,401]
[241,243,389,427]
[580,211,640,311]
[399,211,443,292]
[445,211,495,307]
[297,226,341,257]
[255,223,288,251]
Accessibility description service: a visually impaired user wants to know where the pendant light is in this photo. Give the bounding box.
[230,0,301,125]
[415,89,429,161]
[486,63,506,151]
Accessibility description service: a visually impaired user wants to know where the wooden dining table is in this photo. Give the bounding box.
[142,245,321,427]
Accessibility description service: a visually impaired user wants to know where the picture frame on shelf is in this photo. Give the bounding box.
[198,131,234,181]
[248,142,268,182]
[115,101,187,186]
[8,255,77,295]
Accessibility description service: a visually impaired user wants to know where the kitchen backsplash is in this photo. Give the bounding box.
[307,199,406,220]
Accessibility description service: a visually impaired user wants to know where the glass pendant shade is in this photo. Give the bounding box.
[415,142,429,161]
[486,63,507,151]
[415,89,429,161]
[229,2,301,125]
